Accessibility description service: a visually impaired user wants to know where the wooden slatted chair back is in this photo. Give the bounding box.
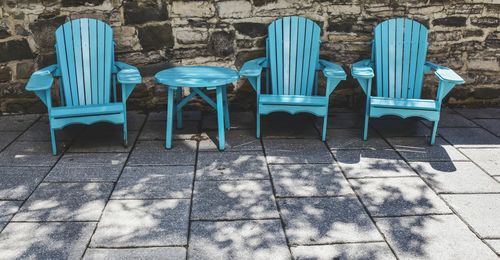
[54,18,114,107]
[373,18,428,99]
[267,16,321,96]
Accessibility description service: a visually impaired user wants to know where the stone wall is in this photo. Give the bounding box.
[0,0,499,114]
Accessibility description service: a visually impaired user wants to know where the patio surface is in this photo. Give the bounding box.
[0,108,500,259]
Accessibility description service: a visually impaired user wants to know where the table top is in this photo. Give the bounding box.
[155,66,239,88]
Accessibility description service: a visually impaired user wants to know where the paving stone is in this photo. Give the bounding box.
[439,127,500,148]
[352,177,451,217]
[45,153,127,182]
[126,111,147,131]
[0,114,39,131]
[264,139,333,164]
[90,199,190,247]
[188,220,290,260]
[326,128,390,150]
[202,111,254,130]
[421,111,478,128]
[455,108,500,119]
[0,131,19,151]
[269,164,354,197]
[112,166,194,199]
[12,182,113,221]
[84,247,186,260]
[278,197,383,245]
[460,148,500,176]
[0,141,65,166]
[474,119,500,137]
[191,180,279,220]
[262,113,319,139]
[373,117,434,137]
[387,137,468,161]
[0,166,49,200]
[139,120,200,141]
[128,140,197,166]
[410,161,500,193]
[333,149,417,178]
[291,243,396,260]
[18,121,83,141]
[199,129,262,151]
[375,215,498,260]
[317,113,363,129]
[0,222,96,260]
[485,240,500,255]
[68,124,139,153]
[196,151,268,180]
[0,201,21,222]
[148,110,202,122]
[442,194,500,238]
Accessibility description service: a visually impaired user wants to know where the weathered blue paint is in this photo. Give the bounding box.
[25,18,141,155]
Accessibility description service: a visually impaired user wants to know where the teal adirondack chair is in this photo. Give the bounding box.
[240,16,347,141]
[26,18,141,155]
[352,18,464,144]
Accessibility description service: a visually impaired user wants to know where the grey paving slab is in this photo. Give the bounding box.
[90,199,190,247]
[474,119,500,137]
[191,180,279,220]
[455,108,500,119]
[196,151,268,180]
[421,111,478,128]
[0,167,49,200]
[0,222,96,260]
[199,129,262,151]
[12,182,113,221]
[262,113,319,139]
[410,161,500,193]
[269,164,354,197]
[291,242,396,260]
[0,141,65,166]
[0,131,19,151]
[112,166,194,199]
[84,247,186,260]
[128,140,197,166]
[18,121,83,141]
[485,240,500,255]
[352,177,451,217]
[126,111,147,131]
[68,128,139,153]
[203,111,255,130]
[387,137,468,161]
[317,113,363,129]
[264,139,333,164]
[0,114,39,131]
[139,120,200,141]
[326,128,390,150]
[460,148,500,176]
[0,201,22,222]
[278,197,383,245]
[372,117,434,137]
[45,153,127,182]
[375,215,498,260]
[188,219,290,260]
[148,110,202,122]
[439,127,500,148]
[333,149,417,178]
[442,194,500,239]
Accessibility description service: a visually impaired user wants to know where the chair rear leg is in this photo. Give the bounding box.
[321,115,328,142]
[363,114,370,140]
[123,122,128,147]
[430,121,439,145]
[50,128,57,155]
[256,113,261,138]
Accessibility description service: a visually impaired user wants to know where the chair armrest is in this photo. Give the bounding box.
[25,65,58,92]
[425,62,465,84]
[115,62,142,84]
[352,59,374,79]
[319,59,347,79]
[240,57,266,78]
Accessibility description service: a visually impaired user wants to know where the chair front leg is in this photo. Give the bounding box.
[176,88,183,129]
[431,121,439,145]
[223,85,230,129]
